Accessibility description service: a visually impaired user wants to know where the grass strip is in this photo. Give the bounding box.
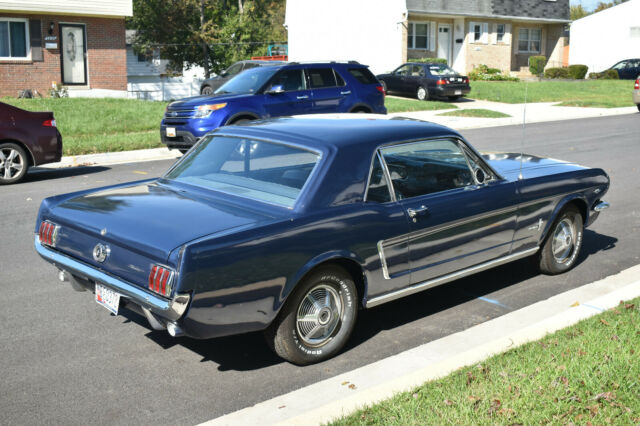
[385,97,457,113]
[331,297,640,425]
[437,109,510,118]
[468,80,635,108]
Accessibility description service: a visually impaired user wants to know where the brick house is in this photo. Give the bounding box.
[0,0,132,97]
[285,0,570,76]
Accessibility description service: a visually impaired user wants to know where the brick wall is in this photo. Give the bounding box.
[0,13,126,97]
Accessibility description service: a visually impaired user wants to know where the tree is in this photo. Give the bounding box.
[127,0,286,77]
[570,5,589,20]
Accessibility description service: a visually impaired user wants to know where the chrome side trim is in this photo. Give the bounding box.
[593,201,610,212]
[377,240,391,280]
[365,247,539,308]
[35,236,190,321]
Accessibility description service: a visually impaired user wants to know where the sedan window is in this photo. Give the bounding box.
[366,153,392,203]
[427,64,457,76]
[380,139,473,199]
[394,65,411,76]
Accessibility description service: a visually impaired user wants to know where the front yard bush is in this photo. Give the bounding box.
[469,64,519,81]
[589,69,619,79]
[544,67,570,79]
[568,64,588,79]
[411,57,448,64]
[528,56,547,76]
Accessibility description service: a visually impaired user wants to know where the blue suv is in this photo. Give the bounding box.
[161,61,386,152]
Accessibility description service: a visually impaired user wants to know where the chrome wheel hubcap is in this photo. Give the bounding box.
[551,218,576,263]
[0,148,24,180]
[296,284,343,347]
[417,88,426,99]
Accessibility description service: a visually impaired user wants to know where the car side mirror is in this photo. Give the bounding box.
[266,85,284,95]
[474,168,487,184]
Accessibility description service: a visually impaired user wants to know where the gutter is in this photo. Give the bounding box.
[407,9,571,24]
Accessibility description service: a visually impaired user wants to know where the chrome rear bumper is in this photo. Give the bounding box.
[593,201,610,212]
[34,235,190,322]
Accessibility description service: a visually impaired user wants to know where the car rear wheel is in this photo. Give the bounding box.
[265,265,358,365]
[538,205,583,275]
[416,86,429,101]
[201,85,214,95]
[0,143,29,185]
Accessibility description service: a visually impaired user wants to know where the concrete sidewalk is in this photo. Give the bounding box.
[39,100,637,169]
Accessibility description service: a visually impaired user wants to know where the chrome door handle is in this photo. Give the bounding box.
[297,95,309,99]
[407,205,429,220]
[340,91,351,95]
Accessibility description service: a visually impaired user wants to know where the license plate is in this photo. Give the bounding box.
[455,90,462,95]
[95,283,121,315]
[166,127,176,137]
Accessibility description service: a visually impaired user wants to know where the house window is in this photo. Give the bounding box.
[518,28,541,53]
[0,17,29,59]
[408,22,429,49]
[496,24,505,42]
[469,21,488,43]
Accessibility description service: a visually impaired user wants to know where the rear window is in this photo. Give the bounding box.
[307,68,339,88]
[348,68,378,84]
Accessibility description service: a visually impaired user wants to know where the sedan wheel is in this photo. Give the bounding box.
[201,85,214,95]
[416,86,428,101]
[539,205,583,274]
[265,265,358,365]
[0,143,29,185]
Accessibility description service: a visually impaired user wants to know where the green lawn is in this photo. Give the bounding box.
[437,108,511,118]
[385,97,457,113]
[468,80,635,108]
[2,97,167,155]
[332,298,640,425]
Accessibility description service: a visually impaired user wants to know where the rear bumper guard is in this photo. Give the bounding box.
[34,235,190,322]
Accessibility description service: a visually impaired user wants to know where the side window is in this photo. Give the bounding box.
[226,63,243,76]
[462,146,496,184]
[410,65,425,77]
[348,68,377,84]
[269,69,306,92]
[307,68,338,88]
[366,154,392,203]
[334,69,346,86]
[380,139,473,199]
[394,65,411,76]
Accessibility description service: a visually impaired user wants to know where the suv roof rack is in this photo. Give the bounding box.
[287,60,361,65]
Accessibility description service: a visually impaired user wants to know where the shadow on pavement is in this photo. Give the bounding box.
[25,165,111,183]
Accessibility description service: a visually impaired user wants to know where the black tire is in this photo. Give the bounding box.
[637,104,640,112]
[538,205,583,275]
[0,143,29,185]
[201,85,214,95]
[416,85,429,101]
[265,265,358,365]
[448,96,461,101]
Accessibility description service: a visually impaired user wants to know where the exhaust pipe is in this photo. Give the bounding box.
[58,269,87,292]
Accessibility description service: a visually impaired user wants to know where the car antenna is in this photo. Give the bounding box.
[519,82,528,181]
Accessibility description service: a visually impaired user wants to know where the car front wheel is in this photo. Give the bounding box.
[538,205,583,275]
[416,85,429,101]
[0,143,29,185]
[265,265,358,365]
[201,85,214,95]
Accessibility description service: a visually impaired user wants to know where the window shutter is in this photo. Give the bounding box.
[430,22,436,51]
[29,19,43,61]
[482,23,489,44]
[505,24,511,45]
[491,24,497,44]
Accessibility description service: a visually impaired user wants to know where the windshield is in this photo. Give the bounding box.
[427,64,458,76]
[215,67,278,95]
[165,136,320,208]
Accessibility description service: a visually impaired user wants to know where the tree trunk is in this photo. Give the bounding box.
[200,0,211,78]
[238,0,244,13]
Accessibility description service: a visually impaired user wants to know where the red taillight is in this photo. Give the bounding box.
[436,79,449,85]
[38,221,60,247]
[375,85,386,96]
[635,79,639,90]
[463,77,470,84]
[42,119,56,127]
[148,264,174,297]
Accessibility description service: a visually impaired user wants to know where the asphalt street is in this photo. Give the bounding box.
[1,114,638,425]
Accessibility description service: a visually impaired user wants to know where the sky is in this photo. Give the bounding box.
[569,0,605,11]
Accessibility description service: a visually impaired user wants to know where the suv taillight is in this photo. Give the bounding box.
[635,79,639,90]
[376,85,385,96]
[38,221,60,247]
[148,265,175,297]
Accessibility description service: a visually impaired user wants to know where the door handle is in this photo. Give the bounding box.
[407,205,429,221]
[297,95,309,99]
[340,91,351,95]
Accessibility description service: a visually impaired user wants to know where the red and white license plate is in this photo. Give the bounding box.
[166,127,176,137]
[95,283,121,315]
[455,90,462,95]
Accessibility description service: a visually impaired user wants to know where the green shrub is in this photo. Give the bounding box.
[568,64,588,79]
[544,67,570,79]
[589,69,620,79]
[411,57,448,64]
[528,56,547,76]
[469,64,520,81]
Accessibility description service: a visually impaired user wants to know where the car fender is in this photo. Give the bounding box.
[224,110,261,125]
[347,103,373,113]
[539,193,589,245]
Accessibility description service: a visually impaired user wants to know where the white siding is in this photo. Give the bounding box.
[285,0,406,75]
[128,78,203,102]
[126,46,169,77]
[0,0,132,17]
[569,0,640,73]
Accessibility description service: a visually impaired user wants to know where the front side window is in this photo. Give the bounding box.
[394,64,412,76]
[165,136,320,208]
[408,22,429,49]
[518,28,541,53]
[366,154,391,203]
[268,69,306,91]
[380,139,474,199]
[0,18,28,58]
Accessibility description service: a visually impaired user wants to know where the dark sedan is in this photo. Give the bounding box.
[377,62,470,101]
[35,115,609,365]
[200,60,286,95]
[609,58,640,80]
[0,102,62,184]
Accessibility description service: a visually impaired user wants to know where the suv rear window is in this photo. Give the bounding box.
[348,68,378,84]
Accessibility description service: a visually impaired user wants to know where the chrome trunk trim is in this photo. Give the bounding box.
[365,247,539,308]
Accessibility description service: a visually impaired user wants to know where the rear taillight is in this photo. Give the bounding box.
[463,77,470,84]
[436,79,449,85]
[38,221,60,247]
[635,79,639,90]
[376,85,386,96]
[42,119,56,127]
[148,265,175,297]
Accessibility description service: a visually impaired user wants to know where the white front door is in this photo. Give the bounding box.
[437,24,452,65]
[60,24,87,85]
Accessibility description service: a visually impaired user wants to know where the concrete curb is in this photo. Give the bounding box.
[201,265,640,426]
[38,147,181,169]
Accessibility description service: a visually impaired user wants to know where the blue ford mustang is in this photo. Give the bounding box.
[35,116,610,364]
